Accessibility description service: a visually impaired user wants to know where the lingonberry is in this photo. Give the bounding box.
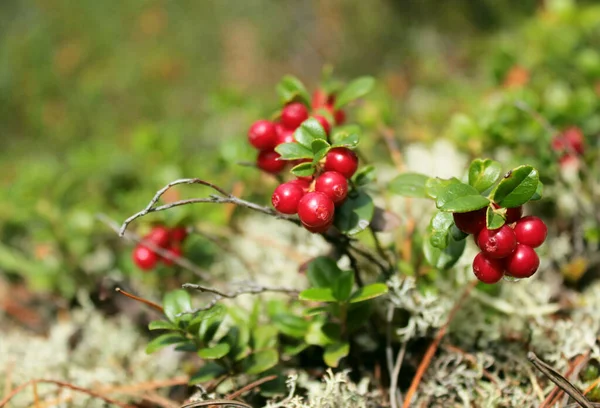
[281,102,309,130]
[313,115,331,135]
[476,224,517,259]
[145,226,171,248]
[248,120,277,150]
[324,147,359,179]
[287,178,311,192]
[315,171,348,204]
[170,226,188,243]
[275,124,295,145]
[132,245,159,271]
[552,126,584,155]
[257,150,285,174]
[297,192,335,227]
[493,203,522,224]
[472,252,505,284]
[162,246,183,266]
[453,207,487,235]
[504,244,540,278]
[333,109,346,125]
[302,220,333,234]
[272,182,305,214]
[513,216,547,248]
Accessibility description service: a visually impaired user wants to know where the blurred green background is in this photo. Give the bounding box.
[1,0,599,297]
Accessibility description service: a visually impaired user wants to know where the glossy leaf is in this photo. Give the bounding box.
[145,333,187,354]
[530,180,544,201]
[294,118,327,148]
[323,342,350,367]
[436,182,489,212]
[242,349,279,375]
[189,362,227,385]
[163,290,192,323]
[271,313,310,338]
[299,287,336,302]
[334,190,374,235]
[353,165,376,186]
[148,320,177,331]
[332,270,354,302]
[311,139,331,162]
[389,173,429,198]
[423,233,466,270]
[486,206,505,230]
[290,161,315,177]
[307,256,341,288]
[349,283,388,303]
[334,76,375,109]
[331,132,359,148]
[468,159,503,193]
[276,75,311,107]
[492,165,539,208]
[425,177,462,199]
[189,304,226,331]
[198,343,230,359]
[275,142,313,160]
[252,325,279,350]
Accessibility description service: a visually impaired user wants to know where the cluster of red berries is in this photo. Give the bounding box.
[552,126,584,168]
[271,147,358,233]
[453,206,548,284]
[132,225,188,271]
[247,90,346,174]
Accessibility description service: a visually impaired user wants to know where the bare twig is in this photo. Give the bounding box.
[0,379,135,408]
[98,213,211,280]
[225,375,277,400]
[541,353,590,408]
[115,287,164,314]
[390,340,408,408]
[179,282,299,315]
[180,400,251,408]
[402,280,477,408]
[118,178,298,237]
[528,352,593,408]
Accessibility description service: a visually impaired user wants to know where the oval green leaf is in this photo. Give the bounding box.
[275,142,313,160]
[242,349,279,375]
[429,212,453,249]
[389,173,430,198]
[492,165,539,208]
[294,118,327,148]
[198,343,230,359]
[290,161,315,177]
[486,206,506,230]
[299,287,336,302]
[332,270,354,302]
[349,283,388,303]
[334,76,375,109]
[145,333,187,354]
[333,190,375,235]
[163,290,192,323]
[323,342,350,367]
[307,256,341,288]
[148,320,177,331]
[276,75,311,107]
[271,313,310,338]
[468,159,503,193]
[189,362,227,385]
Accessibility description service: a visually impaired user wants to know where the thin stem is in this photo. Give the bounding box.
[115,288,164,314]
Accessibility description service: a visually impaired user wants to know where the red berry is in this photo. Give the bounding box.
[472,252,505,284]
[504,244,540,278]
[170,226,188,243]
[493,203,522,224]
[297,192,335,227]
[513,216,547,248]
[302,220,333,234]
[272,182,305,214]
[563,127,584,154]
[312,89,328,109]
[281,103,309,130]
[288,178,311,192]
[333,109,346,125]
[162,246,183,266]
[315,171,348,204]
[145,226,171,248]
[133,245,159,271]
[257,150,285,174]
[476,225,517,259]
[313,115,331,135]
[248,120,277,150]
[453,207,487,235]
[275,124,295,145]
[324,147,359,179]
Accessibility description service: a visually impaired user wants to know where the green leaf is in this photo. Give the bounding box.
[189,304,226,331]
[332,270,354,302]
[486,206,505,230]
[276,75,311,107]
[275,142,313,160]
[198,343,230,359]
[429,212,454,249]
[294,118,327,148]
[174,340,198,352]
[163,290,192,323]
[389,173,430,198]
[425,177,462,199]
[252,325,279,350]
[290,161,315,177]
[323,342,350,367]
[307,256,341,288]
[334,76,375,109]
[223,326,250,361]
[148,320,177,331]
[334,190,375,235]
[145,333,187,354]
[304,306,329,316]
[331,133,359,148]
[283,343,309,357]
[311,139,331,162]
[299,287,336,302]
[242,349,279,375]
[436,182,489,212]
[449,224,468,241]
[199,320,222,344]
[189,362,227,385]
[492,165,539,208]
[271,313,310,338]
[423,233,466,270]
[330,125,360,144]
[349,283,388,303]
[353,165,376,186]
[530,180,544,201]
[468,159,503,193]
